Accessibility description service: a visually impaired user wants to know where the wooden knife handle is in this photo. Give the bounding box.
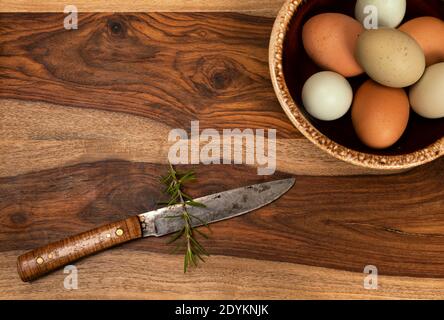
[17,216,142,282]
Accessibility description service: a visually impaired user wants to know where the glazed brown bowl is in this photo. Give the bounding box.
[270,0,444,169]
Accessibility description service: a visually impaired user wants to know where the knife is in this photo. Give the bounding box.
[17,178,295,282]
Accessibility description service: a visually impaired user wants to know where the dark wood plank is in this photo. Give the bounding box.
[0,12,298,138]
[1,159,443,278]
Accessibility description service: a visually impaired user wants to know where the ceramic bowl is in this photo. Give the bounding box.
[269,0,444,169]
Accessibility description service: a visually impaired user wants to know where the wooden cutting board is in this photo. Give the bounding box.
[1,1,443,299]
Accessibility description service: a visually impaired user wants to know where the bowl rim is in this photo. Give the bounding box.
[269,0,444,169]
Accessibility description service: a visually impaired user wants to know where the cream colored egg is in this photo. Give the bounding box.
[356,28,425,88]
[355,0,406,28]
[302,71,353,121]
[409,63,444,119]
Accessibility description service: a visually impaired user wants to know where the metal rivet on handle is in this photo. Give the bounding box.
[115,228,124,236]
[36,257,44,264]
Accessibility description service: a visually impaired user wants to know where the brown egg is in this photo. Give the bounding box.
[352,80,410,149]
[399,17,444,66]
[302,13,364,77]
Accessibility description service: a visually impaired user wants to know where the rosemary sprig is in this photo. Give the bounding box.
[160,163,210,272]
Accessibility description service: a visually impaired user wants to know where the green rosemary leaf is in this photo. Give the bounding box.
[190,236,209,256]
[179,171,196,182]
[181,192,193,201]
[194,250,206,263]
[194,228,210,239]
[186,200,206,208]
[167,227,185,244]
[161,163,210,273]
[184,251,189,273]
[158,201,179,206]
[189,213,210,228]
[189,249,198,267]
[167,195,180,206]
[160,174,172,184]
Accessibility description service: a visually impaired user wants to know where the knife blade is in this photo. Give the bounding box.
[17,178,295,282]
[140,178,295,237]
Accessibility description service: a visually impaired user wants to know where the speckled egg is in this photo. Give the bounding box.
[355,28,426,88]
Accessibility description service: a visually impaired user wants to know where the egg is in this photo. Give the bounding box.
[352,80,409,149]
[355,28,425,88]
[409,62,444,119]
[355,0,406,28]
[399,17,444,66]
[302,13,364,77]
[302,71,353,121]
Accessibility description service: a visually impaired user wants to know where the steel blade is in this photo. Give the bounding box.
[138,178,295,237]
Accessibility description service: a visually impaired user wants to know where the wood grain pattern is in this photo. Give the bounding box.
[0,99,399,177]
[0,13,295,136]
[4,250,444,300]
[2,159,444,279]
[17,216,142,282]
[0,11,443,299]
[0,0,284,17]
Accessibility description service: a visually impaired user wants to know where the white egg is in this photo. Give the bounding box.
[409,63,444,119]
[355,0,406,28]
[302,71,353,121]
